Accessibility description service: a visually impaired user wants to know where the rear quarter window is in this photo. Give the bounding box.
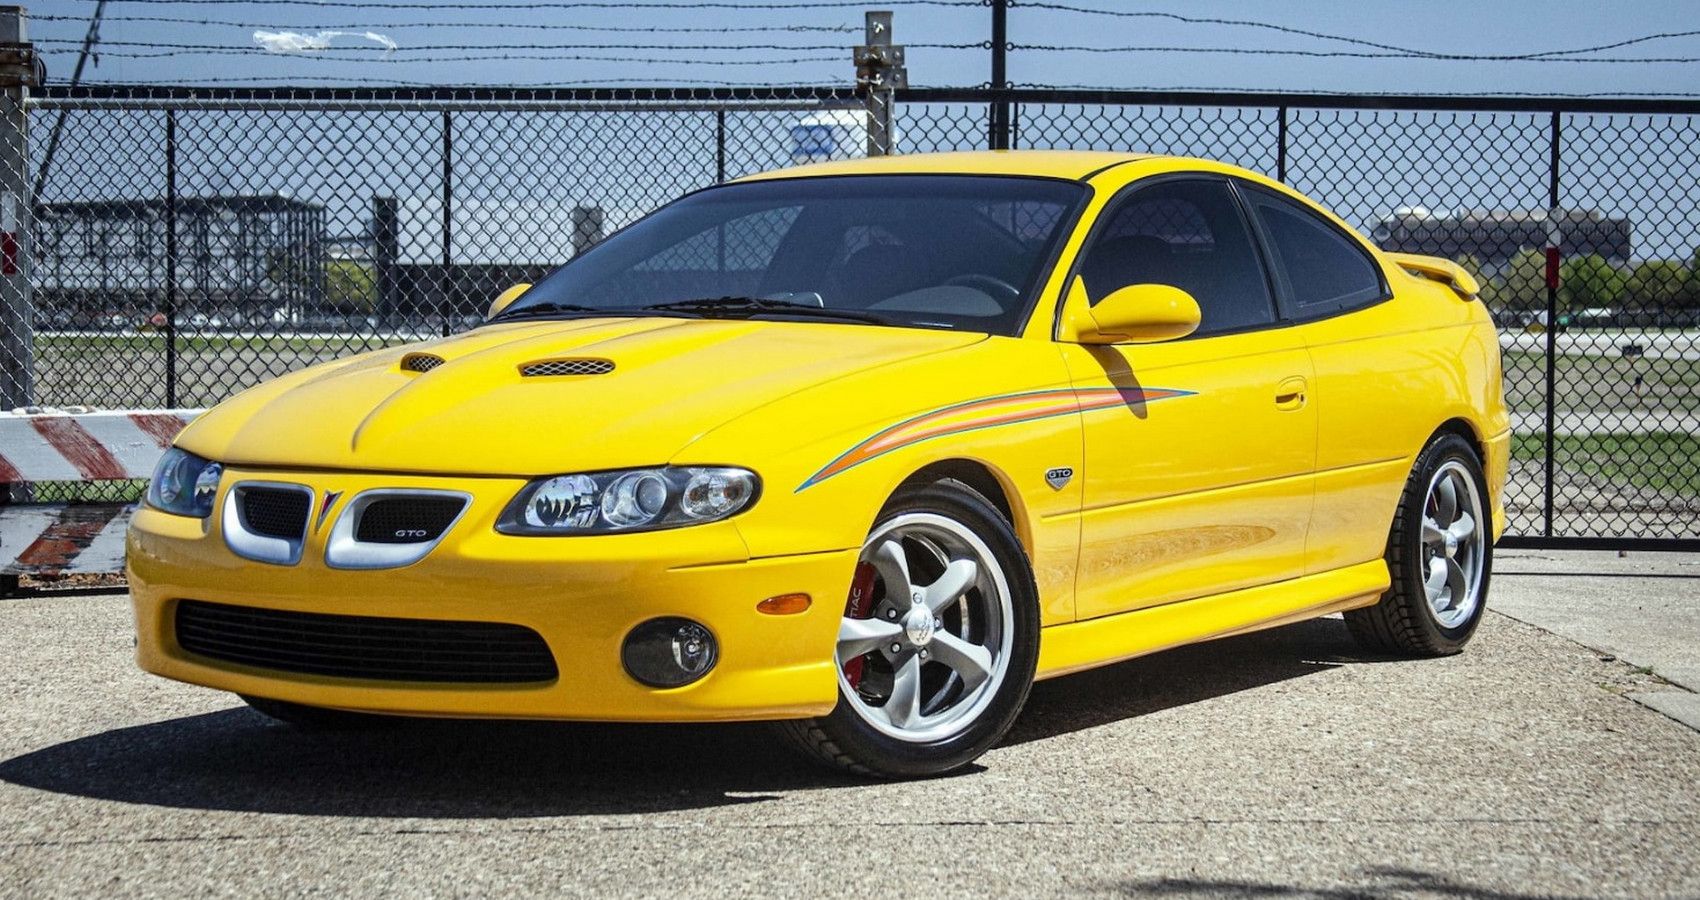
[1248,189,1387,316]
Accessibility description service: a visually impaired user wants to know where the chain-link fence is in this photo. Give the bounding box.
[10,84,1700,547]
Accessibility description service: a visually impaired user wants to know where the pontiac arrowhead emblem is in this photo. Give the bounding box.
[1044,467,1073,490]
[315,489,343,533]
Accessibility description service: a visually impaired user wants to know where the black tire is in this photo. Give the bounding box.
[1345,432,1493,656]
[775,479,1040,778]
[239,694,399,731]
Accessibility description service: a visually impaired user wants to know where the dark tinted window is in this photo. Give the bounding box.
[1077,179,1276,336]
[1249,190,1386,312]
[501,175,1088,335]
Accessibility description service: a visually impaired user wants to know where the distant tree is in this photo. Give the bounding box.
[1625,259,1700,312]
[1453,253,1486,286]
[1558,254,1628,312]
[325,260,377,312]
[1480,248,1547,313]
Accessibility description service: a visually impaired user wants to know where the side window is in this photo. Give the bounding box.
[1076,179,1276,336]
[1248,189,1386,314]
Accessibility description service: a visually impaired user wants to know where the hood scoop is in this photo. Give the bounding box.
[520,358,616,377]
[400,352,446,373]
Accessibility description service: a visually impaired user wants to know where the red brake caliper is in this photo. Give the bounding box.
[842,561,879,689]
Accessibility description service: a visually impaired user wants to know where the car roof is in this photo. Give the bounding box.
[734,150,1161,183]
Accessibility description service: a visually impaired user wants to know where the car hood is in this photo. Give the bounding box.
[176,317,986,476]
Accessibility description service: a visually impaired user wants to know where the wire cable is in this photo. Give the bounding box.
[39,38,881,51]
[58,0,981,9]
[30,13,860,33]
[1009,43,1700,64]
[1011,3,1700,63]
[44,48,845,65]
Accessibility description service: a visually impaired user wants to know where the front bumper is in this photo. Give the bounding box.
[128,468,854,722]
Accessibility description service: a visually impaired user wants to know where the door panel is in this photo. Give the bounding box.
[1238,185,1430,575]
[1063,332,1316,620]
[1297,307,1457,574]
[1058,175,1317,620]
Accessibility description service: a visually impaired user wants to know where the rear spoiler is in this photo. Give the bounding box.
[1387,252,1480,299]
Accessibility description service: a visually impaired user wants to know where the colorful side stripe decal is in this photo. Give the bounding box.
[797,386,1194,491]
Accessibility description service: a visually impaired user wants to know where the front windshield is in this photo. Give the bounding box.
[496,174,1089,335]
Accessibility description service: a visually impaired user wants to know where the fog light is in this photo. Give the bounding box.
[621,618,718,688]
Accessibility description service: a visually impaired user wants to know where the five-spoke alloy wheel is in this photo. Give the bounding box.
[836,512,1014,743]
[1346,432,1493,656]
[777,479,1038,777]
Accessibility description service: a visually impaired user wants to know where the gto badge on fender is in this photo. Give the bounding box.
[1044,467,1074,490]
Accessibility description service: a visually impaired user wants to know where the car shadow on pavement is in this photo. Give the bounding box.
[0,617,1375,818]
[1003,616,1361,746]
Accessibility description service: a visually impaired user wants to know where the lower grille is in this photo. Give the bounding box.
[174,600,558,683]
[240,487,310,539]
[355,496,466,544]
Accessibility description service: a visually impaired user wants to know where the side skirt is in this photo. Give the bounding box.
[1035,560,1390,680]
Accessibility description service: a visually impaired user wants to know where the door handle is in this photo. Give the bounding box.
[1274,376,1308,410]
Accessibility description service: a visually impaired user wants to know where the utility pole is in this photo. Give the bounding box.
[855,10,906,157]
[988,0,1010,150]
[0,5,38,420]
[33,0,102,200]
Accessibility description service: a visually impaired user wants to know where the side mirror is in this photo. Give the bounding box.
[487,283,532,320]
[1061,277,1201,344]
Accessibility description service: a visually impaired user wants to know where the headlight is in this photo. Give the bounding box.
[145,448,222,518]
[496,466,759,535]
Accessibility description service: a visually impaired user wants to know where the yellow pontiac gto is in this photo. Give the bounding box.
[129,151,1508,777]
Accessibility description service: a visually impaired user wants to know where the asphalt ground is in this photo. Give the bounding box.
[2,556,1697,898]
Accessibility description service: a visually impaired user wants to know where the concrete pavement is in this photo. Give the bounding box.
[1494,549,1700,732]
[1,560,1697,898]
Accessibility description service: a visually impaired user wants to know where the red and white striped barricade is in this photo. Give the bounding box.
[1,408,199,579]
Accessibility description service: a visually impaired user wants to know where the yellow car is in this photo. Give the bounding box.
[129,150,1509,777]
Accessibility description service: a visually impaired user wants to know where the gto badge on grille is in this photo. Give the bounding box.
[1044,467,1074,490]
[314,490,343,533]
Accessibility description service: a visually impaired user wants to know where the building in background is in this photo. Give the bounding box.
[368,196,629,325]
[1372,206,1632,271]
[34,195,325,328]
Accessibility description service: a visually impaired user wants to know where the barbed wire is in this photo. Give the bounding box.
[75,75,847,86]
[51,49,845,65]
[1010,44,1700,64]
[60,0,981,8]
[44,38,1691,65]
[38,39,984,51]
[31,13,861,33]
[1010,4,1700,63]
[1005,81,1700,99]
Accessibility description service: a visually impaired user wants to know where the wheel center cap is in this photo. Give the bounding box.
[903,607,936,647]
[1444,532,1460,557]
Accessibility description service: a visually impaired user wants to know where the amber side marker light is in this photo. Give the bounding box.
[757,593,812,615]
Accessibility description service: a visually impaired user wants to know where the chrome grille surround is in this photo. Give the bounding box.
[222,481,314,566]
[324,488,473,570]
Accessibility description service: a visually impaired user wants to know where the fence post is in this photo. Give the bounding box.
[988,0,1010,150]
[855,10,906,156]
[440,110,453,337]
[0,5,37,420]
[164,110,178,407]
[1275,105,1288,182]
[715,109,726,183]
[1543,110,1561,537]
[373,196,398,328]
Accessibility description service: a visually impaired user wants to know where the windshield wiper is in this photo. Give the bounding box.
[493,301,610,320]
[642,296,893,326]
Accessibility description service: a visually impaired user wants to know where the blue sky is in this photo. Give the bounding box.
[32,0,1700,95]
